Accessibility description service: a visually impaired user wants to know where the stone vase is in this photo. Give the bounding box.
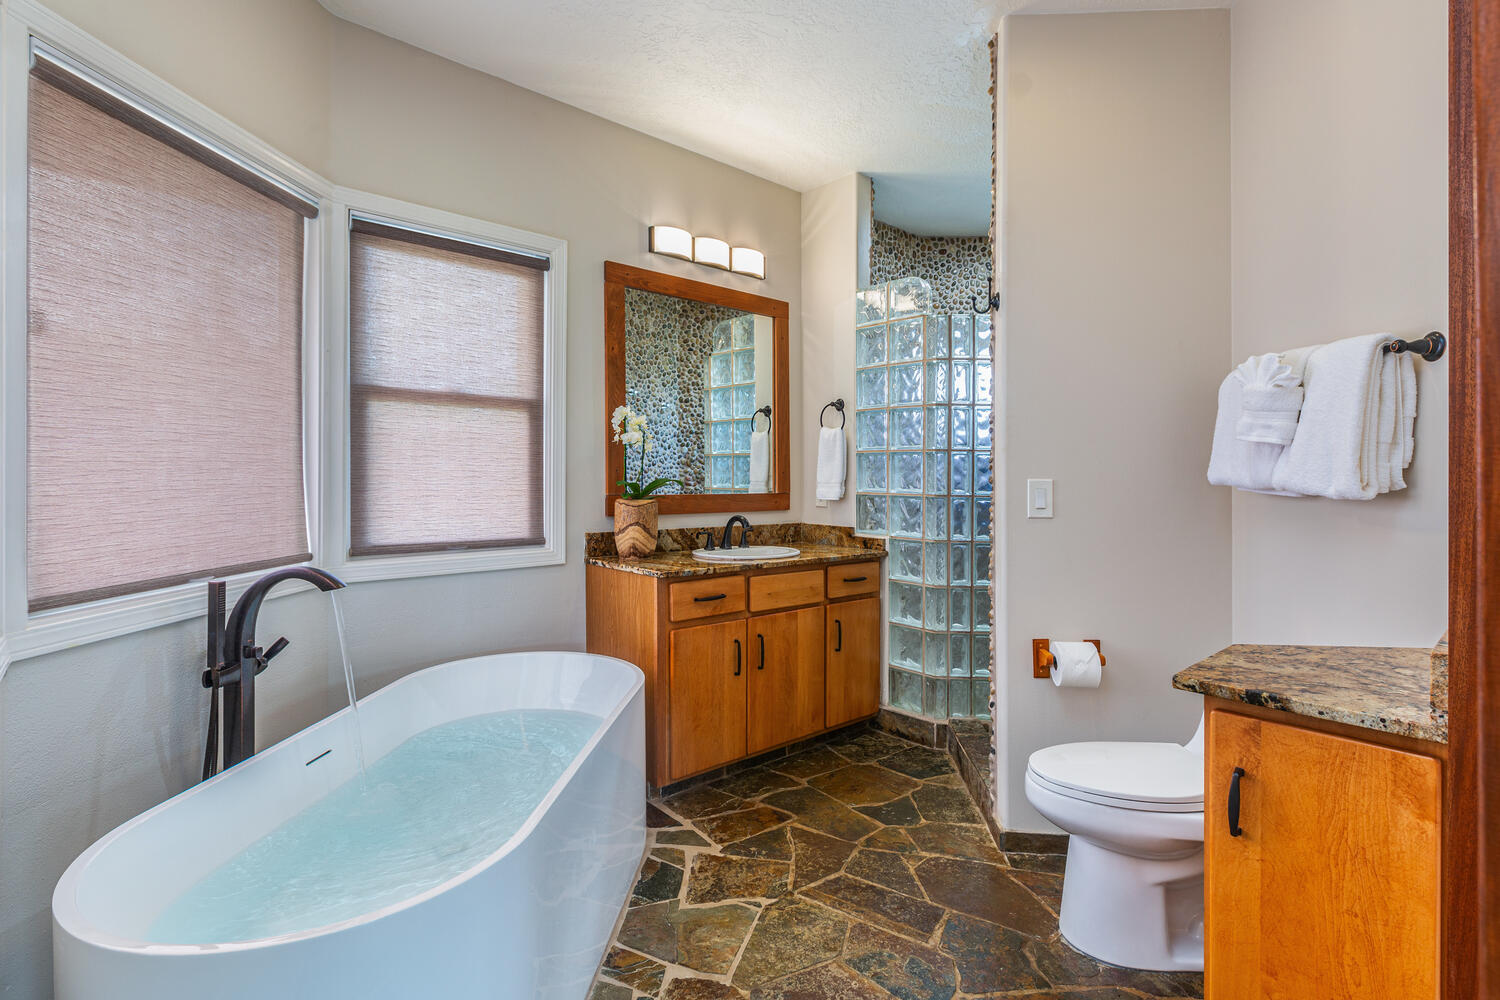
[613,498,659,559]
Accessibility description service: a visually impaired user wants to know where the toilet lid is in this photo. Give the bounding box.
[1027,742,1203,806]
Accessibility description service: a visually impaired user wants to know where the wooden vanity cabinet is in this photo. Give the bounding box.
[586,559,883,786]
[1204,700,1443,1000]
[668,619,748,777]
[826,597,881,727]
[745,606,825,754]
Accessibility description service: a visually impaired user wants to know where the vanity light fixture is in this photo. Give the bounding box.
[730,247,766,279]
[649,225,694,261]
[649,225,766,279]
[692,235,731,271]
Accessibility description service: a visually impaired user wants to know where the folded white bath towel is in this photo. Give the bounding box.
[1270,332,1407,500]
[748,429,770,494]
[1208,356,1296,494]
[1235,354,1304,446]
[815,426,846,501]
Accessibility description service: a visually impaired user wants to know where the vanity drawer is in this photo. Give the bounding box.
[669,577,747,622]
[749,570,825,612]
[827,562,880,599]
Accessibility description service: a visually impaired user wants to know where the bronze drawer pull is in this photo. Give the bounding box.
[693,593,727,603]
[842,575,868,583]
[1228,767,1246,837]
[835,619,843,652]
[733,638,741,676]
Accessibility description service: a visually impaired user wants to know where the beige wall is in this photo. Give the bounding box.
[998,10,1232,830]
[0,4,802,996]
[1228,0,1448,647]
[38,0,332,172]
[799,172,868,528]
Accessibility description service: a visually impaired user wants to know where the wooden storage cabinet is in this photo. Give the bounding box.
[587,559,883,786]
[1204,705,1442,1000]
[826,597,881,727]
[668,620,747,777]
[746,606,826,754]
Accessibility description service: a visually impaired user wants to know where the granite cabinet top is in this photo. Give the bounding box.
[585,522,886,579]
[1172,643,1447,744]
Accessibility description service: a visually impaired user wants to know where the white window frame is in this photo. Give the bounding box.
[324,188,568,584]
[0,0,335,672]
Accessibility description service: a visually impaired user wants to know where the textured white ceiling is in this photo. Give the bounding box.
[318,0,1228,237]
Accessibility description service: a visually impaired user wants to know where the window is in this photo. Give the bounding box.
[345,214,558,562]
[23,47,317,613]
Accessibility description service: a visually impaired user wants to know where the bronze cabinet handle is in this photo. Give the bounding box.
[1228,767,1246,837]
[757,633,766,670]
[694,593,727,603]
[842,575,868,583]
[834,619,843,652]
[733,638,742,676]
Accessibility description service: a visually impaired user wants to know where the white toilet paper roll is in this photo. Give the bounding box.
[1050,641,1103,688]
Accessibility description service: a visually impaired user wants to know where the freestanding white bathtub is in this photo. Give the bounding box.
[52,651,646,1000]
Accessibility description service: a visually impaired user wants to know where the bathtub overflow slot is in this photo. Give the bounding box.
[305,748,333,766]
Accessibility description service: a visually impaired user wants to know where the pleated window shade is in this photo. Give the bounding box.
[25,69,312,612]
[348,219,548,556]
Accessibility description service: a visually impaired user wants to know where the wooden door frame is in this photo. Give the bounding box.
[1448,0,1496,993]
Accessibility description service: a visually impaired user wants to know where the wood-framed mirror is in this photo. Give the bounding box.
[604,261,790,515]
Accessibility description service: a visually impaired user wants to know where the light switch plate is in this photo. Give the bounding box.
[1027,478,1054,518]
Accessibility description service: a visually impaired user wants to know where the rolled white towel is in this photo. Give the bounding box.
[748,429,770,493]
[1235,354,1304,446]
[815,426,846,501]
[1270,332,1396,500]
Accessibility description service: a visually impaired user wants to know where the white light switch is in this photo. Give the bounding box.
[1027,478,1054,518]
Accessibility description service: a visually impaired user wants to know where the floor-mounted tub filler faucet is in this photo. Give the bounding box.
[201,566,346,778]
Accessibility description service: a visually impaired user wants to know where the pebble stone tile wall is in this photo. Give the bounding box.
[869,220,992,317]
[588,726,1203,1000]
[624,288,748,493]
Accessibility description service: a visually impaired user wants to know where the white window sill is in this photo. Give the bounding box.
[329,543,565,585]
[0,565,327,677]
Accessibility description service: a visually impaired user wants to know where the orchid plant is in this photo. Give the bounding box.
[613,405,682,500]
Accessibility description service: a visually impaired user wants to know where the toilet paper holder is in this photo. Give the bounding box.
[1032,638,1105,679]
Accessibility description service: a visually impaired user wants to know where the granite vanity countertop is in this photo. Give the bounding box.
[1172,643,1447,744]
[585,522,886,579]
[586,542,885,579]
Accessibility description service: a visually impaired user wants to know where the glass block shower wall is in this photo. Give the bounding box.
[853,278,994,720]
[704,315,756,493]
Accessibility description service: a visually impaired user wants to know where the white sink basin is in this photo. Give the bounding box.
[692,545,801,563]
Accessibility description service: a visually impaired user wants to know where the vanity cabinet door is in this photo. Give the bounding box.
[746,607,826,754]
[825,597,880,728]
[1205,710,1440,1000]
[668,620,748,781]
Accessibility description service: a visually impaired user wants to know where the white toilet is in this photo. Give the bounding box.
[1023,717,1205,972]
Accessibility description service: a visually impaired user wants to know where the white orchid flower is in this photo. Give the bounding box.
[620,430,643,445]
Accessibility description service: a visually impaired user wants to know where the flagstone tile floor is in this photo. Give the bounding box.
[590,726,1204,1000]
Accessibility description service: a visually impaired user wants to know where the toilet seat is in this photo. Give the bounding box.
[1027,742,1203,814]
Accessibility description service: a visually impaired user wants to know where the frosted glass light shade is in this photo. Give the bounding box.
[693,236,731,270]
[731,246,765,279]
[649,225,693,261]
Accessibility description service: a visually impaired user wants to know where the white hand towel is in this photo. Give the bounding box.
[815,426,846,501]
[1270,333,1393,500]
[1208,360,1298,494]
[1235,354,1305,446]
[748,430,770,494]
[1399,351,1417,470]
